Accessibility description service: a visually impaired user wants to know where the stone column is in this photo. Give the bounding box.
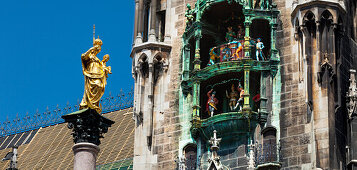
[243,21,251,59]
[133,0,139,43]
[72,143,100,170]
[62,108,114,170]
[243,66,251,111]
[192,30,201,119]
[149,0,157,42]
[270,22,278,59]
[136,0,144,44]
[259,71,268,124]
[146,62,154,148]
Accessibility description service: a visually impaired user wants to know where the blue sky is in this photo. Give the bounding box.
[0,1,134,122]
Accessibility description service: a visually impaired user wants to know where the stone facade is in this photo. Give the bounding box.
[131,0,357,170]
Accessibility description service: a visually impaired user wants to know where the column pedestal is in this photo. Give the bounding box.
[73,143,100,170]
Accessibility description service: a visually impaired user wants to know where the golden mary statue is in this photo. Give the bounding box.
[79,36,112,113]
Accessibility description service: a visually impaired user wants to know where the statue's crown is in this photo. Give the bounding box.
[93,38,103,46]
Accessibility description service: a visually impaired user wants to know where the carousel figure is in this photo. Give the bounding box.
[206,89,219,117]
[237,25,245,40]
[256,38,265,61]
[253,93,261,112]
[234,82,244,111]
[225,26,236,43]
[231,40,243,60]
[226,84,239,111]
[208,47,219,66]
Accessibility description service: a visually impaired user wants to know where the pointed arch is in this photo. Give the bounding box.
[138,53,149,77]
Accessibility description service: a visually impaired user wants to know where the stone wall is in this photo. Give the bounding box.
[275,0,313,169]
[152,0,197,169]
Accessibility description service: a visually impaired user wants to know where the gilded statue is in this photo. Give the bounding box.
[79,37,112,113]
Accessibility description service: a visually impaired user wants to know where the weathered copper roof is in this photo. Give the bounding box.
[0,108,134,169]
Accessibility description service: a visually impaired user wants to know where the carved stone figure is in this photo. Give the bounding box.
[79,38,112,113]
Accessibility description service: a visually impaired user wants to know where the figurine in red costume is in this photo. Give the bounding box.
[206,89,219,117]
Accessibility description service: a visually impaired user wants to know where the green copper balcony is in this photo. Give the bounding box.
[191,111,260,141]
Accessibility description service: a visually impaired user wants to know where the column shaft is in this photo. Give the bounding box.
[73,143,100,170]
[137,0,144,36]
[134,0,139,40]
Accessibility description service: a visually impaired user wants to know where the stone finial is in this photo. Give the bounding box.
[208,130,223,170]
[247,140,256,170]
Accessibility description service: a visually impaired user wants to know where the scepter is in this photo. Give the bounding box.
[93,24,95,44]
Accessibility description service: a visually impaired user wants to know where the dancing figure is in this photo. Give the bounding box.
[208,47,219,66]
[234,82,244,111]
[226,84,239,111]
[225,26,236,43]
[206,89,219,117]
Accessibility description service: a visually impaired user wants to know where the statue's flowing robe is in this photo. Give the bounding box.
[79,53,107,113]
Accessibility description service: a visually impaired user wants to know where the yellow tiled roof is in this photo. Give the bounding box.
[0,108,134,170]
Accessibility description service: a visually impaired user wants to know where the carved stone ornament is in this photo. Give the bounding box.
[62,108,115,145]
[208,130,224,170]
[317,52,335,84]
[347,70,357,119]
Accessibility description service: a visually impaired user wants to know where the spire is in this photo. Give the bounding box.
[207,130,223,170]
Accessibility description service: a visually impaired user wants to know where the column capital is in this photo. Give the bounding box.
[62,108,115,145]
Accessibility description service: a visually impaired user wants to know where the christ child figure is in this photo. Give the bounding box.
[102,54,112,77]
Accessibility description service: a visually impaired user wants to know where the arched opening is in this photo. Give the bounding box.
[255,126,278,164]
[153,54,164,84]
[199,1,245,68]
[183,144,197,170]
[303,11,316,106]
[319,10,333,54]
[199,71,261,119]
[200,72,244,119]
[138,54,149,78]
[250,19,271,60]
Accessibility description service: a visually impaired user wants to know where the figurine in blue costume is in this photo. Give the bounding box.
[208,47,219,66]
[256,38,265,61]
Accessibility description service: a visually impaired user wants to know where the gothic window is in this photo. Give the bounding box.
[319,10,333,55]
[261,126,277,162]
[184,144,197,170]
[250,19,271,60]
[303,11,316,107]
[139,55,149,78]
[153,55,164,84]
